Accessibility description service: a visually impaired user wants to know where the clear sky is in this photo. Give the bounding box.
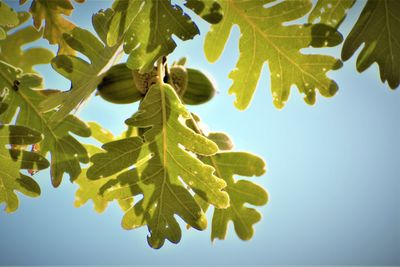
[0,0,399,265]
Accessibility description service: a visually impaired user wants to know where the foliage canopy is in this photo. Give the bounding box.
[0,0,399,249]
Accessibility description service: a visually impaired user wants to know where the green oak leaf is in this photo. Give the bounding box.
[20,0,84,55]
[204,0,343,109]
[186,118,268,241]
[184,0,223,24]
[0,60,90,187]
[38,14,123,123]
[74,145,133,213]
[74,122,132,213]
[342,0,400,89]
[206,132,233,151]
[0,10,54,73]
[107,0,199,72]
[0,28,5,40]
[39,2,198,123]
[201,151,267,241]
[88,83,229,248]
[74,162,110,213]
[0,124,49,213]
[308,0,355,28]
[0,0,19,40]
[86,122,114,144]
[185,114,233,151]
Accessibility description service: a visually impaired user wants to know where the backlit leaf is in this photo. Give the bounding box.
[86,121,114,145]
[0,60,90,187]
[39,1,199,123]
[74,122,132,213]
[204,0,343,109]
[0,124,49,213]
[308,0,355,28]
[21,0,84,55]
[201,152,267,241]
[0,28,5,40]
[0,14,54,73]
[0,0,19,40]
[38,18,123,123]
[89,83,229,248]
[0,5,53,74]
[342,0,400,89]
[184,0,223,24]
[74,145,133,213]
[108,0,199,72]
[186,116,268,241]
[207,132,233,151]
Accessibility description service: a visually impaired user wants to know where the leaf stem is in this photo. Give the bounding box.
[157,57,164,85]
[188,113,204,136]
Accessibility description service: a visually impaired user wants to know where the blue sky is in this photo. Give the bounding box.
[0,0,399,265]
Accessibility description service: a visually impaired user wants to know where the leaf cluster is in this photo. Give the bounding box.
[0,0,399,249]
[86,80,266,248]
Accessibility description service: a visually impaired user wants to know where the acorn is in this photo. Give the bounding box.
[182,68,215,105]
[97,63,144,104]
[97,63,216,105]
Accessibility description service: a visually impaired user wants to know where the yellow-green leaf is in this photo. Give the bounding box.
[186,118,268,241]
[74,123,132,213]
[0,0,19,39]
[74,147,133,213]
[89,83,229,248]
[201,152,267,241]
[0,60,90,187]
[0,1,18,25]
[22,0,84,55]
[207,132,233,151]
[0,124,49,213]
[204,0,343,109]
[38,22,123,123]
[308,0,355,28]
[87,122,114,145]
[0,6,53,74]
[108,0,199,72]
[0,25,54,73]
[0,28,5,40]
[184,0,223,24]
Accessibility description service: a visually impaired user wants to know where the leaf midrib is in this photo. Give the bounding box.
[384,0,395,76]
[228,0,327,90]
[0,69,60,144]
[48,43,123,123]
[156,83,168,236]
